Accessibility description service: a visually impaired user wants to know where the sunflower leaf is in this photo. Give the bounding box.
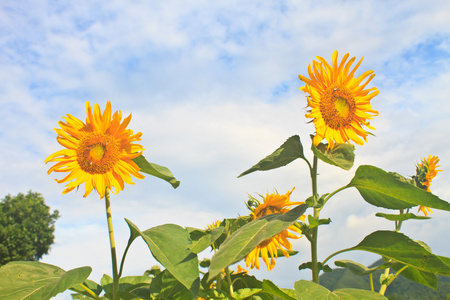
[311,141,355,170]
[335,259,393,275]
[124,219,199,297]
[375,212,430,221]
[390,261,438,290]
[208,204,308,281]
[294,280,387,299]
[348,165,450,210]
[132,154,180,188]
[346,230,450,276]
[238,135,307,177]
[0,261,91,300]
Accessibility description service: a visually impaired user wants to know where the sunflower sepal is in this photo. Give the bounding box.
[305,193,328,209]
[132,154,180,189]
[238,135,308,178]
[311,139,355,171]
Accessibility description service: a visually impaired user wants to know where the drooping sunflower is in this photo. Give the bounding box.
[415,155,442,215]
[245,188,304,270]
[45,101,145,198]
[299,51,379,149]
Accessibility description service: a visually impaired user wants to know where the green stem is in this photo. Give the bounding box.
[225,267,234,296]
[379,268,390,295]
[118,242,132,278]
[323,185,350,206]
[310,155,319,283]
[105,189,119,300]
[369,273,374,292]
[77,283,101,300]
[322,247,353,265]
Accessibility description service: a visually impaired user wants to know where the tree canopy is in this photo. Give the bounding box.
[0,191,60,265]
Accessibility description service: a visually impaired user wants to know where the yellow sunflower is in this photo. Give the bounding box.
[45,101,145,198]
[416,155,442,215]
[245,188,304,270]
[299,50,379,149]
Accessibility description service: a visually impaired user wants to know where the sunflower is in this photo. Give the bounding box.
[45,101,145,198]
[415,155,442,215]
[299,51,379,149]
[245,188,304,270]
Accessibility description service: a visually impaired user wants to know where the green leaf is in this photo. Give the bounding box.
[132,154,180,188]
[347,230,450,276]
[333,288,388,299]
[311,142,355,171]
[238,135,307,177]
[233,288,262,299]
[69,279,102,298]
[208,204,308,280]
[149,269,192,300]
[335,259,392,276]
[348,165,450,210]
[390,262,438,290]
[375,212,430,221]
[124,219,199,297]
[294,280,387,299]
[0,261,91,300]
[298,262,332,273]
[187,226,224,254]
[261,279,296,300]
[307,215,331,229]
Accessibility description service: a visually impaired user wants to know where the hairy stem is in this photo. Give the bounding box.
[310,155,319,283]
[105,189,119,300]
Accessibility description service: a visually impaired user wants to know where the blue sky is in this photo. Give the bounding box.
[1,0,450,298]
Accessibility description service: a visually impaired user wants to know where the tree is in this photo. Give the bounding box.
[0,191,60,265]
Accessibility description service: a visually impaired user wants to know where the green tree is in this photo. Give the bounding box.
[0,191,60,265]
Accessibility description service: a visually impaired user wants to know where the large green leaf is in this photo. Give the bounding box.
[348,165,450,210]
[294,280,387,299]
[0,261,91,300]
[238,135,307,177]
[124,219,199,297]
[132,154,180,188]
[102,275,153,299]
[311,142,355,170]
[346,231,450,276]
[208,204,308,280]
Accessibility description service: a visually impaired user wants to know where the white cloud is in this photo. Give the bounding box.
[1,1,450,298]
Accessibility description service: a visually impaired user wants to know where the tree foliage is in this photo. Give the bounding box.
[0,191,60,265]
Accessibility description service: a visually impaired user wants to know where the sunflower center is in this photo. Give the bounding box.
[320,85,356,129]
[77,133,121,174]
[89,144,106,161]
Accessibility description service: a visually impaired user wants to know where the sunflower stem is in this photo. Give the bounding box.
[379,267,390,295]
[310,154,320,283]
[225,267,234,296]
[105,189,119,300]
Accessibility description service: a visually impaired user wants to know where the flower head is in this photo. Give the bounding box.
[45,101,144,198]
[415,155,442,215]
[299,51,379,149]
[245,188,304,270]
